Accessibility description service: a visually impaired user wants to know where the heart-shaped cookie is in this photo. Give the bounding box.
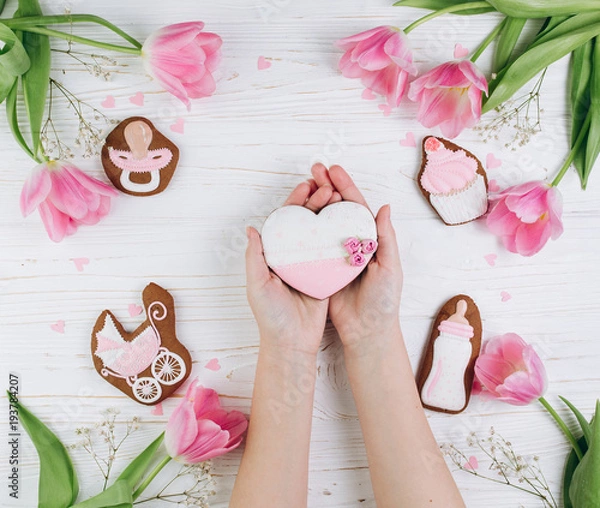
[91,283,191,405]
[261,202,378,300]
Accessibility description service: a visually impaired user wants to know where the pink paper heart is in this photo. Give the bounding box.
[400,132,416,147]
[101,95,115,108]
[128,304,143,317]
[151,402,163,415]
[488,179,500,193]
[71,257,89,272]
[501,291,512,302]
[486,153,502,169]
[257,56,271,70]
[170,118,185,134]
[50,320,65,334]
[484,253,497,267]
[454,43,469,59]
[378,104,392,117]
[464,456,479,470]
[361,88,376,100]
[129,92,144,107]
[204,358,221,371]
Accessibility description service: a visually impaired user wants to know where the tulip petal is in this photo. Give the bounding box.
[165,396,199,458]
[38,201,70,242]
[20,164,52,217]
[335,26,390,50]
[179,419,230,463]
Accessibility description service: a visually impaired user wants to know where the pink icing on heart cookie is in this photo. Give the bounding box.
[261,202,377,300]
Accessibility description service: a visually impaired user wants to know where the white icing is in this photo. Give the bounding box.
[421,332,472,411]
[120,169,161,193]
[261,202,377,267]
[429,173,488,225]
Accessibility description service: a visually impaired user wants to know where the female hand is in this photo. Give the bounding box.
[309,164,404,352]
[245,176,334,358]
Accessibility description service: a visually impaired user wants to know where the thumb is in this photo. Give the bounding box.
[374,205,401,269]
[245,226,271,287]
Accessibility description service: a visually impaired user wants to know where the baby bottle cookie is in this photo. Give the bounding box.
[417,295,482,414]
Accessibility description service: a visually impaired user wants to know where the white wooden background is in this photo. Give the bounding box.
[1,0,600,506]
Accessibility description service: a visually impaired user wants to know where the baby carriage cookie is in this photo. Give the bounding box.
[416,294,482,414]
[101,117,179,196]
[91,283,191,405]
[418,136,489,225]
[261,201,378,300]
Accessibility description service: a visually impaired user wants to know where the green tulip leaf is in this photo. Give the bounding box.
[393,0,495,15]
[531,13,600,49]
[569,40,593,178]
[5,79,35,158]
[14,0,50,161]
[8,393,79,508]
[487,0,600,18]
[563,436,588,508]
[493,16,527,72]
[70,480,132,508]
[117,432,164,487]
[483,22,600,113]
[0,0,5,15]
[570,401,600,507]
[0,23,31,76]
[582,39,600,189]
[561,396,593,446]
[537,16,569,39]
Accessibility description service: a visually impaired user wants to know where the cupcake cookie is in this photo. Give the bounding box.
[418,136,489,225]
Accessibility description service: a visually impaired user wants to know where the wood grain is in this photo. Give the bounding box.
[1,1,600,506]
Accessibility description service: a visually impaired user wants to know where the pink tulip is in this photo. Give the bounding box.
[408,60,488,138]
[474,333,547,406]
[336,26,417,107]
[165,380,248,463]
[20,161,117,242]
[487,181,563,257]
[142,22,222,109]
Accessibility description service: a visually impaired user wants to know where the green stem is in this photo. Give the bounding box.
[539,396,583,460]
[551,111,592,187]
[470,18,507,62]
[404,1,491,34]
[3,14,142,49]
[13,26,142,55]
[132,455,172,501]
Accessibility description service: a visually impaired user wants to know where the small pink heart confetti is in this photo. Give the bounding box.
[204,358,221,371]
[71,257,89,272]
[454,43,469,59]
[361,88,376,100]
[257,56,271,70]
[151,402,163,416]
[486,153,502,169]
[400,132,416,147]
[464,456,479,470]
[501,291,512,302]
[50,320,65,334]
[128,304,143,317]
[378,104,392,117]
[170,118,185,134]
[129,92,144,107]
[484,253,497,267]
[101,95,115,108]
[488,179,501,193]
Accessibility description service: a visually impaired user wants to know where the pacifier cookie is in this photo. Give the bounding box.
[101,117,179,196]
[418,136,489,225]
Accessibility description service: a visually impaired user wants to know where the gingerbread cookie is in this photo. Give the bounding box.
[418,136,488,225]
[101,117,179,196]
[261,201,377,300]
[417,294,482,414]
[91,283,191,405]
